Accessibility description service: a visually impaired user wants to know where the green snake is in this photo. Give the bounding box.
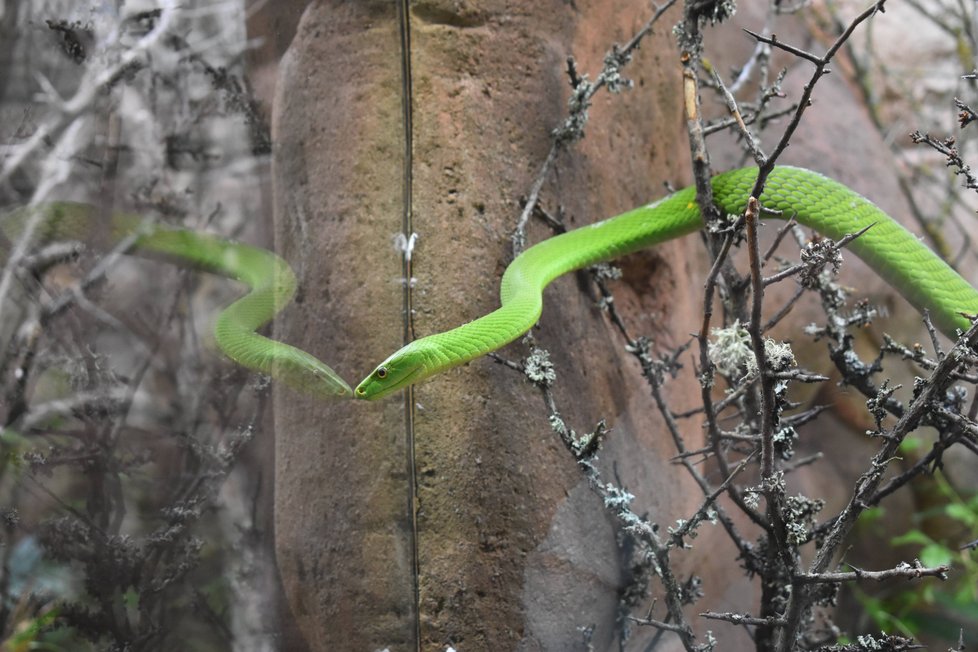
[5,167,976,401]
[354,165,978,399]
[1,202,352,397]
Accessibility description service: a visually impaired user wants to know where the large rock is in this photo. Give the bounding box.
[271,1,757,649]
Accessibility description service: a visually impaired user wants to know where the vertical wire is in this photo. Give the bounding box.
[396,0,421,648]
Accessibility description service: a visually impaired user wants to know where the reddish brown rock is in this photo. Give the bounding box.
[271,1,764,650]
[272,2,415,649]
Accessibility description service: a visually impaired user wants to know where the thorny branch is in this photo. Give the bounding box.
[498,0,978,650]
[0,3,279,649]
[511,0,677,257]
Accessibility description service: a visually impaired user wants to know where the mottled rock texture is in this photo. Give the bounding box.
[270,1,933,650]
[270,1,754,650]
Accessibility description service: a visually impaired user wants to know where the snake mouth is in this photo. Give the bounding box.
[354,363,426,400]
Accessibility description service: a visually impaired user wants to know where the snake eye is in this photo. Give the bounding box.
[376,366,388,379]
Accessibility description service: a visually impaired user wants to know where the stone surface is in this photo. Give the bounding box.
[272,1,758,650]
[271,1,961,649]
[272,2,416,649]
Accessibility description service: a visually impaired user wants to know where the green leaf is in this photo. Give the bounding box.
[123,587,139,608]
[945,502,978,527]
[899,436,924,453]
[859,506,886,524]
[891,530,932,547]
[919,543,953,568]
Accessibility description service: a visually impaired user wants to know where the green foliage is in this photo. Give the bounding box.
[858,470,978,643]
[0,607,76,652]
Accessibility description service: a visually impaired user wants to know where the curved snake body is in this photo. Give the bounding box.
[355,166,978,399]
[6,167,975,401]
[2,203,352,397]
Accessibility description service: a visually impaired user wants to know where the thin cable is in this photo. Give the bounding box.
[396,0,421,648]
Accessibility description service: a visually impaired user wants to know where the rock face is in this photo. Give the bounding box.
[272,3,415,648]
[270,1,761,650]
[270,1,933,649]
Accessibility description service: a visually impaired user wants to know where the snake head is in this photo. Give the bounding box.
[355,341,428,400]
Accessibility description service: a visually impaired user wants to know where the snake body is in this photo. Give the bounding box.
[2,203,352,397]
[355,166,978,400]
[7,167,976,401]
